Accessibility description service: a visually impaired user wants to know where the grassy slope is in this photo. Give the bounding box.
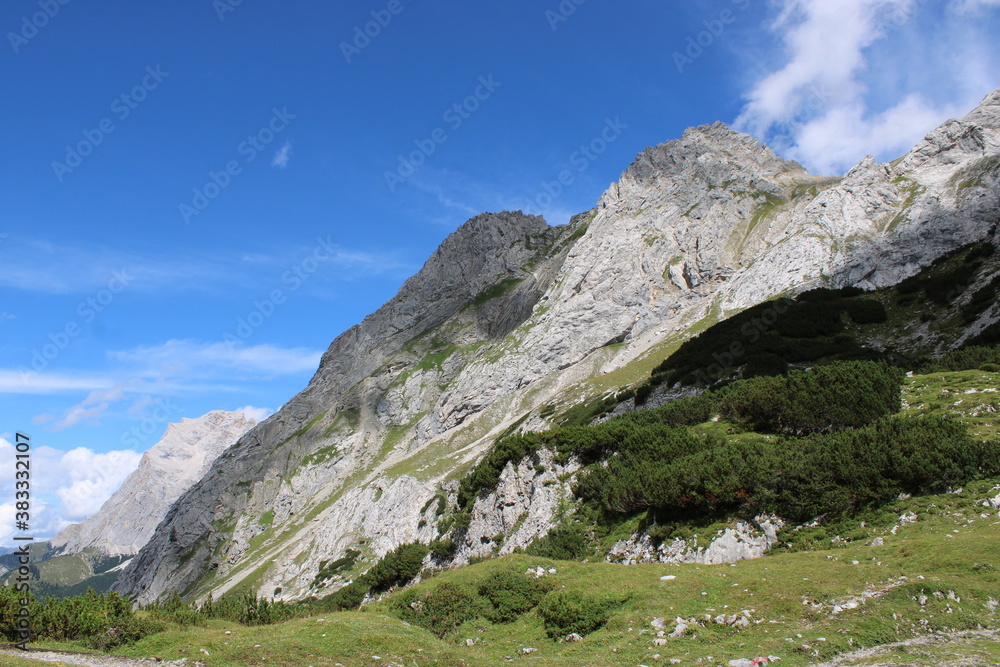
[901,370,1000,438]
[5,454,990,660]
[25,475,996,667]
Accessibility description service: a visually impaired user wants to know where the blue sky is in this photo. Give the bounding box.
[2,0,999,543]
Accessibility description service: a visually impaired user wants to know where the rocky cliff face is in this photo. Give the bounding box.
[51,411,254,557]
[115,89,1000,605]
[456,449,581,564]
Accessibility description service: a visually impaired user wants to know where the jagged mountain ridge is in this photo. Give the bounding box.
[114,89,1000,605]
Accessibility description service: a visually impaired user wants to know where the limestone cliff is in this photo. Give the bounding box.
[114,89,1000,605]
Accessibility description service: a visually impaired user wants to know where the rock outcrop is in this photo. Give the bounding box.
[606,517,785,566]
[456,449,580,564]
[115,89,1000,605]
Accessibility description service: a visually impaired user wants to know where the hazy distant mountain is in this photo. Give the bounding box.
[52,410,255,558]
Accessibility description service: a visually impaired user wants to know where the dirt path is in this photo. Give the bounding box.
[0,647,198,667]
[811,629,1000,666]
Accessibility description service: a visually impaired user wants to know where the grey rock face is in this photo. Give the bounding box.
[456,449,580,564]
[115,89,1000,605]
[113,212,577,603]
[51,411,254,557]
[606,517,785,566]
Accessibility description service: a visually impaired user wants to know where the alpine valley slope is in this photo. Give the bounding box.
[114,89,1000,605]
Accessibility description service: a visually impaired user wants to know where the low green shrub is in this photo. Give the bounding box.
[362,542,429,593]
[524,523,591,560]
[317,542,430,612]
[393,583,485,637]
[319,581,368,611]
[536,590,624,638]
[144,591,204,627]
[716,361,903,435]
[312,549,361,588]
[429,539,457,561]
[743,352,789,379]
[477,568,554,623]
[0,587,163,651]
[920,344,1000,373]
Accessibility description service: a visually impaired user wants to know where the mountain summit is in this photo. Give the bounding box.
[115,89,1000,605]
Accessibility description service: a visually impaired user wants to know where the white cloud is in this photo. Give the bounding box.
[271,141,292,168]
[734,0,1000,174]
[0,438,141,544]
[0,497,68,546]
[54,447,143,521]
[236,405,272,423]
[3,339,323,402]
[0,370,116,395]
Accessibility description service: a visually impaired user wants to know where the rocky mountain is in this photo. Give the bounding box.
[114,88,1000,606]
[52,410,255,558]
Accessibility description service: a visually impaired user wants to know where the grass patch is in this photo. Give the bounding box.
[472,278,523,307]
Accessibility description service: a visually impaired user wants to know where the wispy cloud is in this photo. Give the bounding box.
[3,340,321,405]
[0,239,214,295]
[956,0,1000,10]
[41,381,137,431]
[734,0,1000,175]
[410,171,482,218]
[0,370,117,395]
[11,341,319,432]
[0,237,411,296]
[108,339,324,378]
[271,141,292,168]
